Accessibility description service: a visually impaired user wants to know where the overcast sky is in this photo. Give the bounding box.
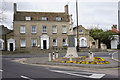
[0,0,119,30]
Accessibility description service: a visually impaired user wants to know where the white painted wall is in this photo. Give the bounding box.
[0,39,4,50]
[111,35,119,49]
[111,40,118,49]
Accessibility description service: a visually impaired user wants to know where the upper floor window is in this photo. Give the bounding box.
[32,39,37,47]
[52,26,57,33]
[25,17,31,20]
[32,26,36,33]
[63,38,66,46]
[42,26,47,33]
[79,29,82,32]
[41,17,47,21]
[20,39,26,47]
[56,17,61,21]
[20,26,25,33]
[62,26,66,33]
[53,39,57,46]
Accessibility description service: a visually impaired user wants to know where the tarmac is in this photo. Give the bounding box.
[19,57,119,69]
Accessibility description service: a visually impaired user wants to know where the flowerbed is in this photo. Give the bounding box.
[61,56,109,64]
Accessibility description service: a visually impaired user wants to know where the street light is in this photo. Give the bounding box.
[76,0,79,51]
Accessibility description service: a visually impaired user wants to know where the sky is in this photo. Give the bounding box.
[0,0,119,30]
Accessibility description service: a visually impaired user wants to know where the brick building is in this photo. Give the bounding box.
[12,3,70,53]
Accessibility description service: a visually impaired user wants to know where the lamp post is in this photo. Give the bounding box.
[76,0,79,51]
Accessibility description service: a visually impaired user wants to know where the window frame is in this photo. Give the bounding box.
[63,38,66,46]
[41,17,47,21]
[25,16,31,20]
[31,26,36,33]
[20,26,25,34]
[20,39,26,47]
[52,25,57,34]
[32,39,37,47]
[56,17,61,21]
[62,26,66,33]
[52,39,57,46]
[42,26,47,33]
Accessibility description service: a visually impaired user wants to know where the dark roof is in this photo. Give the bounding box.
[14,11,69,22]
[0,25,13,35]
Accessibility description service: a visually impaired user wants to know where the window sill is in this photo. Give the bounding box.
[31,32,37,34]
[20,33,25,34]
[62,33,67,34]
[32,46,37,47]
[52,45,57,47]
[42,32,47,34]
[20,47,26,48]
[53,32,57,34]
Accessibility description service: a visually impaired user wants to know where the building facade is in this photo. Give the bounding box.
[73,25,98,50]
[13,3,70,53]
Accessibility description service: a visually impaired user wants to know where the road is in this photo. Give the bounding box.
[1,51,120,79]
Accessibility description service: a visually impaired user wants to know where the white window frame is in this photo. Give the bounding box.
[20,26,25,33]
[52,26,57,33]
[63,38,67,46]
[25,16,31,20]
[53,39,57,46]
[56,17,61,21]
[31,26,36,33]
[20,39,26,47]
[62,26,66,33]
[41,17,47,21]
[42,26,47,33]
[32,39,37,47]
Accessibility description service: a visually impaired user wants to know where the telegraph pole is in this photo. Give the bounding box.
[76,0,79,51]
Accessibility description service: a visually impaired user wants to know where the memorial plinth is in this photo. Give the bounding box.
[65,35,78,58]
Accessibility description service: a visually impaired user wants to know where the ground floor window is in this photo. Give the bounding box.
[63,38,66,46]
[53,39,57,46]
[32,39,37,47]
[20,39,26,47]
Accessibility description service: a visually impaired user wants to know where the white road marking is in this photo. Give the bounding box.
[108,53,111,55]
[50,70,105,79]
[21,75,34,80]
[112,51,118,59]
[0,69,3,72]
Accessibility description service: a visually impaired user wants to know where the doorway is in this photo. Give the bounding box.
[43,40,47,49]
[10,43,13,51]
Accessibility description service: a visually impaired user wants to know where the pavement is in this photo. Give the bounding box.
[16,56,119,69]
[2,50,120,79]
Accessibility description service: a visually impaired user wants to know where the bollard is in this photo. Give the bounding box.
[69,54,73,61]
[52,52,55,60]
[49,53,52,62]
[56,53,58,58]
[88,51,94,61]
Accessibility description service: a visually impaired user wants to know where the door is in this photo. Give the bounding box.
[10,43,13,51]
[43,40,47,49]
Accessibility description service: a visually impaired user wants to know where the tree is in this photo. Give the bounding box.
[89,28,117,49]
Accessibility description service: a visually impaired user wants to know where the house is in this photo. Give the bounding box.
[73,25,98,51]
[4,3,100,53]
[12,3,70,53]
[0,25,13,51]
[111,25,119,49]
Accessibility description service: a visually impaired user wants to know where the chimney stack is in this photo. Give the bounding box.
[14,3,17,14]
[64,5,68,15]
